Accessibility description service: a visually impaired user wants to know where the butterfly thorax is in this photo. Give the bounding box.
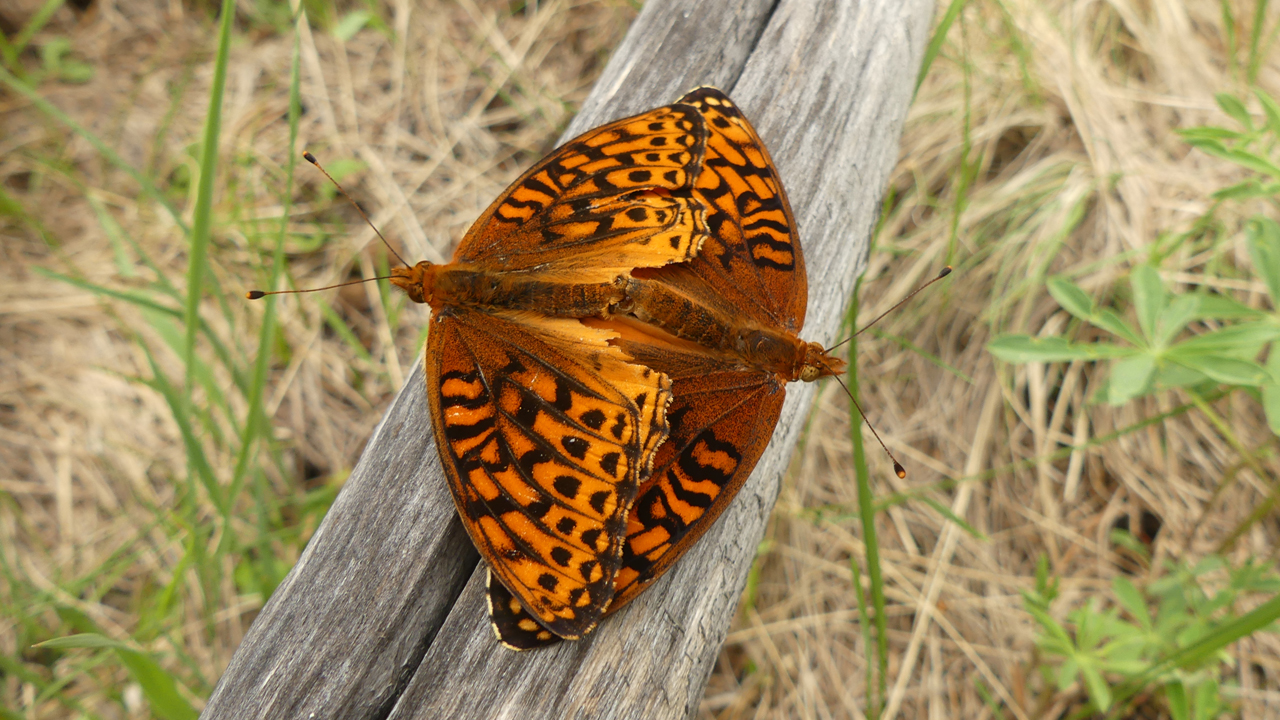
[391,260,627,318]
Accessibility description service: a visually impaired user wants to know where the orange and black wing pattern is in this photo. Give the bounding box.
[455,104,710,283]
[649,86,807,331]
[609,334,786,609]
[426,308,670,640]
[489,88,809,649]
[612,88,806,607]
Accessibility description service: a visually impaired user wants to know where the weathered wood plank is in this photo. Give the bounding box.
[201,0,933,717]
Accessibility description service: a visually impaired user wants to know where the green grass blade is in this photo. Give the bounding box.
[1246,0,1270,84]
[137,339,224,514]
[915,0,968,95]
[846,284,889,715]
[185,0,237,396]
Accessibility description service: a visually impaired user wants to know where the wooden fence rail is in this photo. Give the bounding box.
[202,0,934,717]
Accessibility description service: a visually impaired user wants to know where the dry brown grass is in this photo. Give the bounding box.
[3,0,1280,718]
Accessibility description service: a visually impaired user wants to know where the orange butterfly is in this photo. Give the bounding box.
[488,87,859,649]
[386,103,714,641]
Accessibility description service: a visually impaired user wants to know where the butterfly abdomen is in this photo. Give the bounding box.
[621,275,819,381]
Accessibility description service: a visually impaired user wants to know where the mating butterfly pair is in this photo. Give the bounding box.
[388,88,845,650]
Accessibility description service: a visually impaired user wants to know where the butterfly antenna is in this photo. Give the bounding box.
[834,373,906,479]
[827,265,953,353]
[303,150,410,268]
[245,275,396,300]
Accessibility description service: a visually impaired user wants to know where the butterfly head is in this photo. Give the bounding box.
[798,342,847,382]
[390,261,438,305]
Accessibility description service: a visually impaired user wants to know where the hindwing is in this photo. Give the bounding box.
[426,307,670,640]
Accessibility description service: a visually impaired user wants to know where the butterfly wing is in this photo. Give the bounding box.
[427,307,670,640]
[636,86,807,330]
[487,332,784,649]
[487,88,807,649]
[608,337,785,610]
[455,104,711,284]
[608,89,805,605]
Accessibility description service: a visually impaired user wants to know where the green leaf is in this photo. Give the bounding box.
[1211,179,1280,200]
[333,10,373,41]
[1169,353,1267,386]
[913,0,967,94]
[1047,276,1094,319]
[36,632,120,650]
[1256,89,1280,138]
[1094,309,1145,346]
[1194,293,1265,320]
[1056,657,1080,690]
[1131,265,1167,342]
[1248,217,1280,304]
[1218,147,1280,179]
[1176,126,1244,143]
[1153,362,1209,389]
[1108,354,1156,404]
[1192,678,1220,720]
[1178,134,1229,155]
[1112,576,1151,631]
[1166,681,1190,720]
[1080,662,1113,711]
[1173,321,1280,356]
[1215,93,1253,130]
[1154,295,1200,347]
[988,335,1130,363]
[917,495,986,539]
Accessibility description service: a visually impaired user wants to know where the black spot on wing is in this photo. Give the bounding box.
[561,436,589,460]
[580,409,606,431]
[554,475,581,499]
[589,490,610,515]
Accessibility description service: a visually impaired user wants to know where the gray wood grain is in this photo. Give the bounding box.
[201,0,933,718]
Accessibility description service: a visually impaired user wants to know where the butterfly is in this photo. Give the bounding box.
[387,101,716,641]
[488,87,860,650]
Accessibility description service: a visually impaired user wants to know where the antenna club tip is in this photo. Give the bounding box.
[894,463,906,479]
[303,151,317,164]
[939,266,953,277]
[246,290,266,300]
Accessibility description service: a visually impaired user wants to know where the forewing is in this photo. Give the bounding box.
[426,307,670,640]
[455,104,710,283]
[644,87,806,330]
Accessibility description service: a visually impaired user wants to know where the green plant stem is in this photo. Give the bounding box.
[847,286,888,716]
